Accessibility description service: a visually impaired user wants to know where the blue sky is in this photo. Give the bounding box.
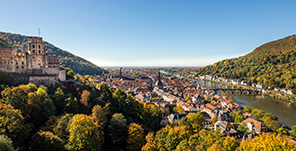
[1,1,296,66]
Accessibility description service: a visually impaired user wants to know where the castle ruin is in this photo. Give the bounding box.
[0,37,64,86]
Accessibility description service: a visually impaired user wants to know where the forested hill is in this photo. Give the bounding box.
[0,36,21,48]
[197,34,296,89]
[0,32,105,75]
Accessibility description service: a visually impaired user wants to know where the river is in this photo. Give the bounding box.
[161,71,296,128]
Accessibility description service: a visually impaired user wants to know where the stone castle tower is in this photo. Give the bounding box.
[0,36,62,86]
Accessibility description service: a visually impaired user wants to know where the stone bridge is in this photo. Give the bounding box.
[210,88,261,95]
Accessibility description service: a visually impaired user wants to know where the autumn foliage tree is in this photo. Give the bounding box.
[91,105,107,129]
[29,131,64,151]
[67,114,104,151]
[0,104,31,150]
[127,123,145,151]
[238,133,296,150]
[179,112,205,133]
[80,90,91,107]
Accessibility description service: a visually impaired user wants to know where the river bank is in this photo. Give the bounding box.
[161,70,296,127]
[198,78,296,104]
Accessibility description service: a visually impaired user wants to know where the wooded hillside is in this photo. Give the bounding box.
[198,34,296,89]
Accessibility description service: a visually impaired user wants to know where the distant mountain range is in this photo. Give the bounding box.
[197,34,296,89]
[0,32,105,75]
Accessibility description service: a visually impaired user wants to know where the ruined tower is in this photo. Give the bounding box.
[27,37,46,69]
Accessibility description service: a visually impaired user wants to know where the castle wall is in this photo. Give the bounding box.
[0,48,14,72]
[43,67,59,75]
[1,37,62,87]
[12,48,27,73]
[11,74,30,86]
[29,75,58,87]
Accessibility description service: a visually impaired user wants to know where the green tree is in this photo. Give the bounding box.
[179,112,205,133]
[66,70,75,80]
[27,92,42,126]
[142,106,162,130]
[97,82,113,103]
[276,127,289,135]
[52,87,66,115]
[291,125,296,137]
[266,120,281,132]
[243,106,253,113]
[67,114,104,151]
[54,114,73,142]
[1,87,30,119]
[292,87,296,95]
[237,123,249,139]
[30,131,64,151]
[64,97,79,114]
[0,134,15,151]
[234,115,244,124]
[0,104,31,150]
[42,98,56,119]
[127,123,145,151]
[107,113,127,147]
[36,87,49,102]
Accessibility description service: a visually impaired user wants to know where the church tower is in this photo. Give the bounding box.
[155,71,163,89]
[27,37,46,69]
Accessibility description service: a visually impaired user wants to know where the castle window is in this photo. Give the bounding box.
[32,45,35,48]
[11,57,13,60]
[16,66,18,69]
[53,66,55,68]
[33,50,35,53]
[48,66,51,68]
[7,67,9,69]
[33,57,35,59]
[22,66,24,69]
[39,45,41,49]
[39,50,41,54]
[22,62,24,65]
